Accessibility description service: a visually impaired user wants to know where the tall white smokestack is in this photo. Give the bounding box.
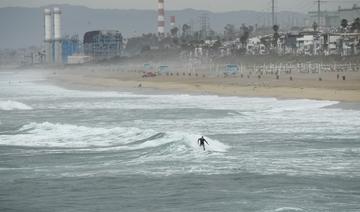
[158,0,165,38]
[53,7,62,64]
[44,8,53,64]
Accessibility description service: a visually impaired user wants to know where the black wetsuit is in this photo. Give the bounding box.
[198,137,208,150]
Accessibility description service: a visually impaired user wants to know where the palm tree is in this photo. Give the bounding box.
[224,24,235,41]
[341,19,348,32]
[182,24,191,39]
[312,22,318,32]
[240,24,250,49]
[272,25,280,48]
[351,17,360,33]
[170,27,179,37]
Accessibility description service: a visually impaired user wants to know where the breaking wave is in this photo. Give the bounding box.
[0,100,32,111]
[0,122,229,153]
[274,207,304,212]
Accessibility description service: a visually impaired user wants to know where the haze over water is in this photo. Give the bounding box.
[1,70,360,211]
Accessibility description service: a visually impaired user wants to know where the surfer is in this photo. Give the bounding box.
[197,136,209,151]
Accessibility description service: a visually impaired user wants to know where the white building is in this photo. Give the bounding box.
[246,37,266,55]
[296,35,315,55]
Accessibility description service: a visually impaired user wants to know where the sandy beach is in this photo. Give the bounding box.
[48,66,360,102]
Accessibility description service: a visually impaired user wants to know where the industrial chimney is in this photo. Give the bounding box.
[158,0,165,38]
[44,8,53,64]
[53,7,62,65]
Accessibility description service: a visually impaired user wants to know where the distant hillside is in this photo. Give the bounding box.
[0,4,306,49]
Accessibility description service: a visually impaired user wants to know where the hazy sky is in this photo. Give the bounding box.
[0,0,357,12]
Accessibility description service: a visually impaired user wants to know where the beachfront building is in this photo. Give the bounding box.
[247,37,266,55]
[83,30,123,61]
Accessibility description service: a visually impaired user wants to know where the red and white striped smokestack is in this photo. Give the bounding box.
[158,0,165,37]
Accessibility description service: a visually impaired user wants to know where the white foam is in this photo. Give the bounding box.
[274,207,304,212]
[0,100,32,111]
[267,99,337,112]
[35,93,339,111]
[2,122,154,148]
[0,72,339,112]
[0,122,229,154]
[180,133,229,152]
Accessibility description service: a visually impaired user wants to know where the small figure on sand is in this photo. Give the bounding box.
[197,136,209,151]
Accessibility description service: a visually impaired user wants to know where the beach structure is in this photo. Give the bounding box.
[224,64,240,77]
[83,30,123,61]
[158,65,170,75]
[158,0,165,38]
[144,63,153,70]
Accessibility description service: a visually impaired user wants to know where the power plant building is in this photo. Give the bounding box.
[44,8,53,64]
[83,30,123,60]
[62,35,80,64]
[53,7,62,64]
[43,7,65,65]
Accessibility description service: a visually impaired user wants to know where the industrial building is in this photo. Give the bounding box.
[44,8,52,64]
[43,7,64,65]
[62,35,80,64]
[53,7,62,64]
[83,30,123,60]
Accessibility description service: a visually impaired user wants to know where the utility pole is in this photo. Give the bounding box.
[272,0,275,26]
[317,0,321,27]
[315,0,327,28]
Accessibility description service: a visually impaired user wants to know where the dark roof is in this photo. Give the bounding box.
[83,30,122,44]
[84,31,101,44]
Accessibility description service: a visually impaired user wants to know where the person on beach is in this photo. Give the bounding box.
[197,136,209,151]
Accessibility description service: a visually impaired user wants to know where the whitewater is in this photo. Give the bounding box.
[1,70,360,212]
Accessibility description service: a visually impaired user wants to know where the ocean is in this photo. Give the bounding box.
[1,70,360,212]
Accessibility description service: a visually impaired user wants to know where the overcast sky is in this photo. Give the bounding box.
[0,0,358,12]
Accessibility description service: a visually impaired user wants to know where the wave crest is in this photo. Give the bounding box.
[274,207,304,212]
[0,100,32,111]
[0,122,229,153]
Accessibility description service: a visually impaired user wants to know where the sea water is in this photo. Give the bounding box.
[1,70,360,212]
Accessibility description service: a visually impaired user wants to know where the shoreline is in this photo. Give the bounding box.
[48,69,360,103]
